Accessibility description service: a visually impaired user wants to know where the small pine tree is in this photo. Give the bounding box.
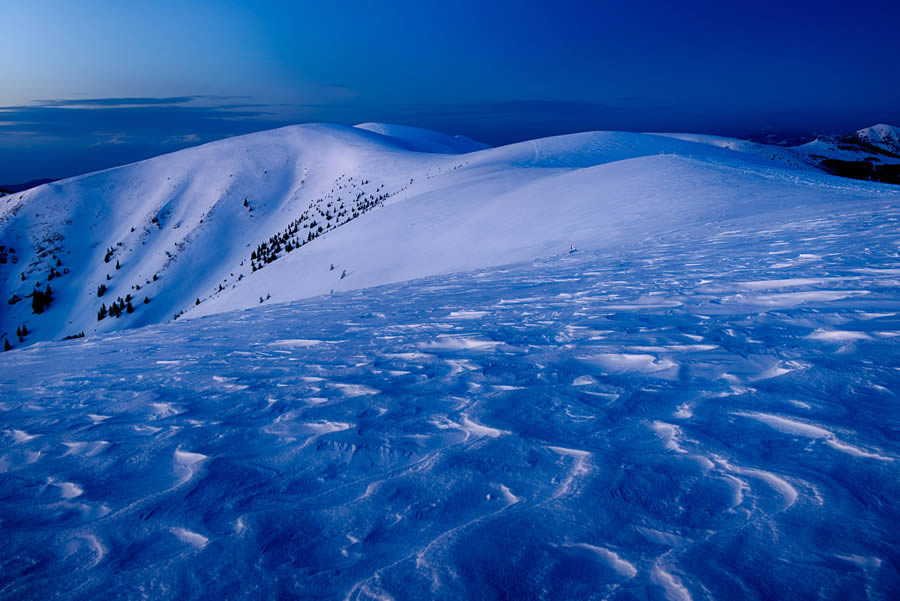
[115,260,120,270]
[34,286,50,313]
[153,274,158,281]
[16,326,21,337]
[126,301,134,314]
[143,296,150,304]
[98,284,107,297]
[21,324,28,336]
[3,339,11,352]
[20,272,25,281]
[195,298,200,305]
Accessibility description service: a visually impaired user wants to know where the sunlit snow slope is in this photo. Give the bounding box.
[1,188,899,599]
[3,122,898,347]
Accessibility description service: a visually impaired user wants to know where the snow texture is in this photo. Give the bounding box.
[1,122,899,599]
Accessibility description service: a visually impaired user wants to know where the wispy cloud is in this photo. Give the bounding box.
[0,97,286,139]
[35,96,198,108]
[0,96,295,182]
[163,133,201,145]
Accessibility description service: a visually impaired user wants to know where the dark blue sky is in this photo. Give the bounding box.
[2,0,899,183]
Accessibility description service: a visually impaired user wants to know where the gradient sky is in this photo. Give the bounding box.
[2,0,899,182]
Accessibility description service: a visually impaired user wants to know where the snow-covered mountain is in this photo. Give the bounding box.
[2,122,899,600]
[856,123,900,155]
[2,122,899,349]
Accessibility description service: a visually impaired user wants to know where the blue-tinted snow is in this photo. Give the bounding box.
[1,197,899,600]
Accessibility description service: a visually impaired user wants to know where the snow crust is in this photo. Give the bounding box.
[1,180,899,598]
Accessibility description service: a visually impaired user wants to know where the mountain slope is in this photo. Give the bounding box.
[2,123,899,347]
[1,188,898,599]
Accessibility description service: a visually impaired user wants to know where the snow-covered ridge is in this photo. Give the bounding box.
[353,122,491,154]
[856,123,900,155]
[1,122,898,347]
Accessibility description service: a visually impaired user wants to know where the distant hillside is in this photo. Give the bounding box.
[856,124,900,155]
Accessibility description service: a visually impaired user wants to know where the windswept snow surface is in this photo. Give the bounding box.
[2,189,900,599]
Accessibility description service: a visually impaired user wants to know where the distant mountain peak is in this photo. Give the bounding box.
[856,123,900,155]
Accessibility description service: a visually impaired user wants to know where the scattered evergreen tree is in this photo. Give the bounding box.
[3,339,11,352]
[195,298,200,305]
[126,301,134,314]
[98,304,107,320]
[143,296,150,304]
[31,284,52,314]
[98,284,107,297]
[115,260,120,270]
